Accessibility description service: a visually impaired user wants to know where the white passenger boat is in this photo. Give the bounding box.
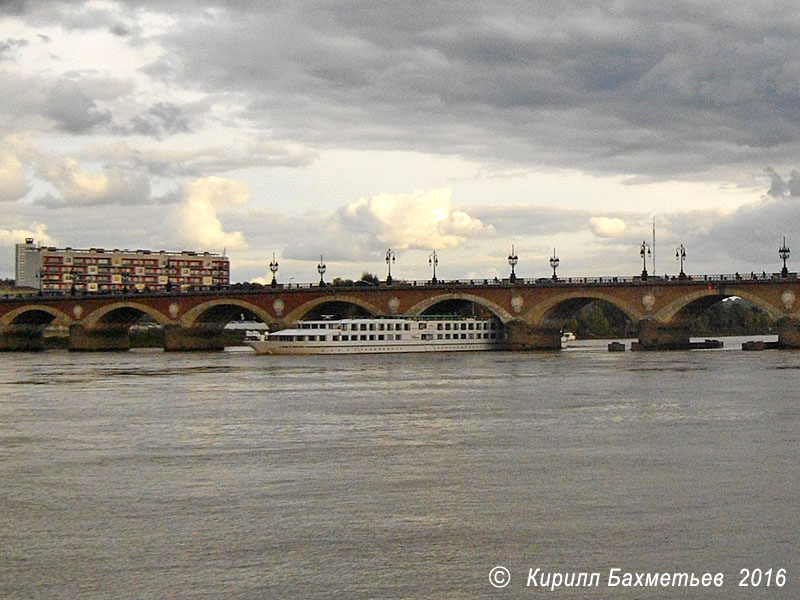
[245,316,505,355]
[561,331,576,344]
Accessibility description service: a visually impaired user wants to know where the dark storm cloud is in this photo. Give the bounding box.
[121,0,800,179]
[43,79,113,133]
[130,102,192,137]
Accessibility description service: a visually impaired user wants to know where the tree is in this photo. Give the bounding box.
[360,272,379,286]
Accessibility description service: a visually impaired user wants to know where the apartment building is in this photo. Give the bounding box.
[14,239,229,293]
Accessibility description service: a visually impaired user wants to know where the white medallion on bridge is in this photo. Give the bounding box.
[781,289,796,311]
[273,298,285,316]
[168,302,180,317]
[511,294,523,313]
[388,297,400,314]
[72,305,83,318]
[642,293,656,312]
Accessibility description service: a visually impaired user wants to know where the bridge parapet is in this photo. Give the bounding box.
[0,275,799,351]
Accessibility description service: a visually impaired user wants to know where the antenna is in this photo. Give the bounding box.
[652,216,656,275]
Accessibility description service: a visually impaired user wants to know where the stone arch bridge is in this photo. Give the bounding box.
[1,275,799,351]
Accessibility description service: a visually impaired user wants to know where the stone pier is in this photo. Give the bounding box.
[776,318,800,348]
[632,320,691,351]
[163,324,226,351]
[504,319,562,350]
[68,324,130,351]
[0,325,46,351]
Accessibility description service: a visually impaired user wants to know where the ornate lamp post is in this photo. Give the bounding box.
[549,248,560,281]
[269,252,279,288]
[640,241,651,280]
[508,245,518,283]
[428,250,438,283]
[675,244,686,279]
[385,248,396,285]
[779,236,790,278]
[317,255,327,286]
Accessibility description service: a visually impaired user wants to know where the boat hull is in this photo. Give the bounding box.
[245,340,502,355]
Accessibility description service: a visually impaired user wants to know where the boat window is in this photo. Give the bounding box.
[360,324,367,331]
[468,323,474,330]
[386,323,393,331]
[341,335,348,341]
[378,334,385,340]
[437,323,443,330]
[460,323,466,330]
[445,323,451,330]
[395,334,402,340]
[369,324,375,331]
[333,336,340,341]
[378,324,385,331]
[360,335,367,341]
[437,334,443,340]
[404,324,411,330]
[419,323,426,329]
[445,334,451,340]
[490,333,496,339]
[468,333,474,339]
[461,333,467,339]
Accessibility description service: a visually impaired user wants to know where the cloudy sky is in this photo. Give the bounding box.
[1,0,799,283]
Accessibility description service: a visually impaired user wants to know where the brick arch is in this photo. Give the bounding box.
[0,304,72,327]
[524,289,643,327]
[82,301,172,328]
[284,294,383,323]
[405,292,514,323]
[179,299,276,328]
[652,287,786,325]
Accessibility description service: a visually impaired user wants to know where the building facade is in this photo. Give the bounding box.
[14,239,230,293]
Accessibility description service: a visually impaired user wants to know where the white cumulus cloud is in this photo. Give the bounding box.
[0,224,56,247]
[36,155,151,206]
[176,176,249,251]
[340,188,492,251]
[589,216,627,238]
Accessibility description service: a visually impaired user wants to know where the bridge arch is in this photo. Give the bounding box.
[0,304,72,328]
[83,302,172,328]
[180,299,276,328]
[405,292,514,323]
[653,286,786,325]
[525,290,643,328]
[284,295,382,323]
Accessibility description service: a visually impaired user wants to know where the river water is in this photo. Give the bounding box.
[1,337,797,599]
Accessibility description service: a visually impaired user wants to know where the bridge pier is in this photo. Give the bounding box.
[504,320,562,350]
[0,325,46,351]
[163,324,225,352]
[776,318,800,348]
[632,321,691,351]
[68,324,130,351]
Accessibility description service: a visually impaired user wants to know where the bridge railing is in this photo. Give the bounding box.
[1,271,796,300]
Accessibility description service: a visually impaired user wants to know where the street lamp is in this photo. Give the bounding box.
[508,245,518,283]
[429,250,438,283]
[317,255,326,286]
[640,241,651,280]
[549,248,560,281]
[675,244,686,279]
[779,236,790,277]
[269,252,279,288]
[385,248,396,285]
